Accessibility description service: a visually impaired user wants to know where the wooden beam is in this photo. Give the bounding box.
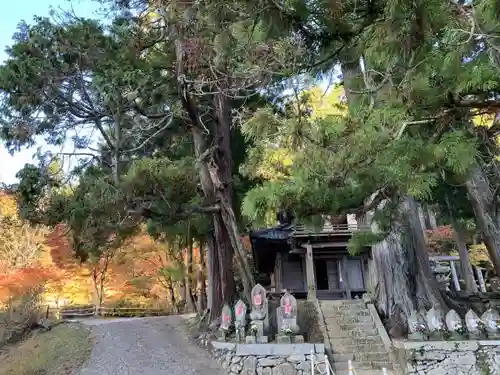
[476,267,487,292]
[450,260,461,292]
[341,256,351,299]
[430,255,460,262]
[275,252,283,291]
[301,242,350,248]
[305,243,317,301]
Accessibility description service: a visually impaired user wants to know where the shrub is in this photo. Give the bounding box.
[0,286,43,347]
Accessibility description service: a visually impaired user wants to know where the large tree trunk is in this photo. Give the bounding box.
[184,233,195,312]
[466,165,500,276]
[196,240,207,312]
[212,93,253,300]
[191,125,234,313]
[206,229,222,319]
[172,6,254,319]
[367,197,448,333]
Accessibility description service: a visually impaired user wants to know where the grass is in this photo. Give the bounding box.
[0,323,92,375]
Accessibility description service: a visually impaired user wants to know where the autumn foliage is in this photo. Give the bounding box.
[0,191,214,310]
[425,225,454,255]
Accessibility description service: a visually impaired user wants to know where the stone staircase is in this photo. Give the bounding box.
[317,300,395,375]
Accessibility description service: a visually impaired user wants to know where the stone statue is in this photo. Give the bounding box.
[465,309,482,339]
[219,304,232,341]
[445,309,465,339]
[481,308,500,339]
[234,300,247,343]
[247,284,269,343]
[408,310,427,340]
[426,307,446,340]
[276,292,302,343]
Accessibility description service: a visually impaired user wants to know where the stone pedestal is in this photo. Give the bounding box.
[292,335,304,343]
[245,336,256,344]
[408,332,426,341]
[276,335,291,344]
[236,327,245,343]
[218,331,228,341]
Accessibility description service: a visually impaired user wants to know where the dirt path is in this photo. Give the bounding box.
[78,316,224,375]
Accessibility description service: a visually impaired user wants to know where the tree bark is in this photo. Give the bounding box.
[212,93,253,300]
[167,279,177,313]
[466,165,500,276]
[196,240,207,312]
[445,194,478,293]
[184,233,195,312]
[367,197,448,332]
[206,229,222,319]
[171,8,254,319]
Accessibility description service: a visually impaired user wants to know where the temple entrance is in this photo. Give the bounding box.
[314,259,329,290]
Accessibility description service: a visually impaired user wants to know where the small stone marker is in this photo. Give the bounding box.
[219,303,232,341]
[276,292,301,344]
[465,309,481,339]
[426,307,446,339]
[445,309,465,339]
[481,308,500,339]
[234,299,247,343]
[407,310,427,340]
[248,284,269,343]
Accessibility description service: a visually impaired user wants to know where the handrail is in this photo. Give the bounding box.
[293,223,372,237]
[309,351,389,375]
[48,304,172,319]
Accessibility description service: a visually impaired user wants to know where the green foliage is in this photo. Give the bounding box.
[347,231,385,256]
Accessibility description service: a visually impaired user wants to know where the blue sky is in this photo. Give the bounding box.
[0,0,101,184]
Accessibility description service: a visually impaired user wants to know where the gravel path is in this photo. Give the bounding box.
[78,316,224,375]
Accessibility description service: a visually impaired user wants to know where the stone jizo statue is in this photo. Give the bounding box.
[247,284,269,343]
[465,309,481,339]
[234,300,247,343]
[481,308,500,339]
[218,304,232,341]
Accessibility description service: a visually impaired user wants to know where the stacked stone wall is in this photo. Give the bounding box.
[212,342,326,375]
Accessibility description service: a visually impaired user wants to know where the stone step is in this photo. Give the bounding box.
[321,304,367,311]
[336,369,395,375]
[325,326,379,337]
[337,322,376,330]
[334,360,392,372]
[331,344,387,354]
[320,300,365,306]
[332,352,391,363]
[322,310,370,318]
[322,310,373,320]
[329,336,384,346]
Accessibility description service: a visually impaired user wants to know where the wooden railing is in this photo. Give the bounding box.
[293,223,372,237]
[430,255,495,293]
[46,305,172,319]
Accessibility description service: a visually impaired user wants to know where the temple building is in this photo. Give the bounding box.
[249,214,371,300]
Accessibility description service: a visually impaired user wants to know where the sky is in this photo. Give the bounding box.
[0,0,101,185]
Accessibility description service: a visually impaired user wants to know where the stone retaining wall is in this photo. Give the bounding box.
[211,342,326,375]
[394,340,500,375]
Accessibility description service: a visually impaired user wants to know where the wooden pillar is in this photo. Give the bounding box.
[450,260,461,292]
[275,252,283,291]
[476,267,487,292]
[341,256,352,299]
[305,243,317,300]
